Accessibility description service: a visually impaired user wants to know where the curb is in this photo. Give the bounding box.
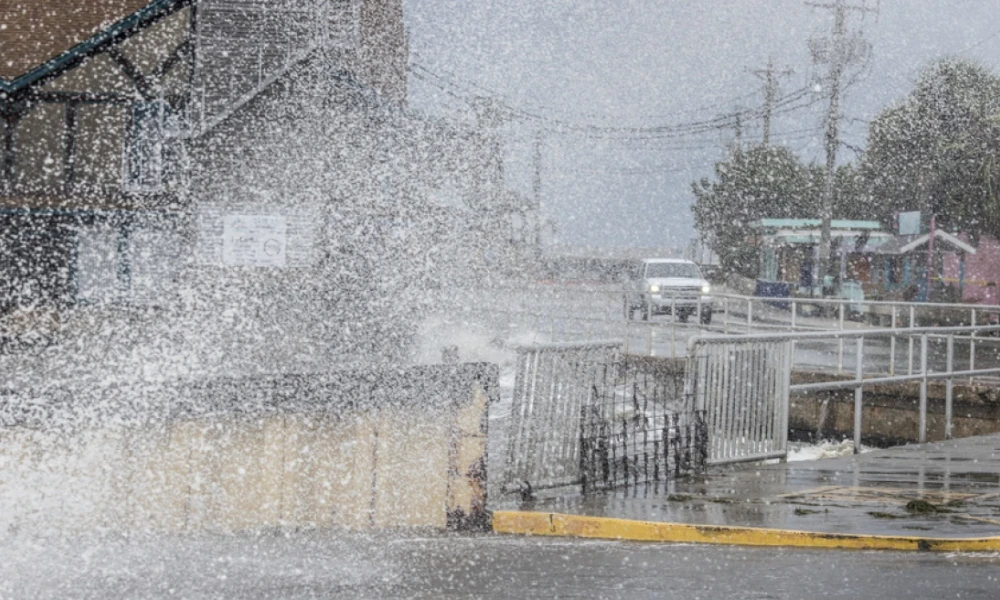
[492,511,1000,552]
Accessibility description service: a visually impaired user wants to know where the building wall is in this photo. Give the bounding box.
[1,4,193,207]
[192,0,407,132]
[0,0,152,80]
[181,52,503,367]
[0,3,193,309]
[943,234,1000,306]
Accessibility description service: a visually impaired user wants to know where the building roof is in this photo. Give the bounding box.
[755,218,884,230]
[643,258,695,264]
[856,231,977,255]
[0,0,182,93]
[899,230,977,255]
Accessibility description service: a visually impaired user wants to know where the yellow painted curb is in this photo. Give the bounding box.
[492,511,1000,552]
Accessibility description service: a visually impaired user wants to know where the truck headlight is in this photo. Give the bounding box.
[649,285,660,293]
[701,285,711,293]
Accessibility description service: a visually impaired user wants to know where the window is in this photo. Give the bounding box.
[644,262,703,279]
[123,100,173,193]
[13,104,66,194]
[75,224,123,304]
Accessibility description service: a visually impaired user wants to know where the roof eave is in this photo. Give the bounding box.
[0,0,188,95]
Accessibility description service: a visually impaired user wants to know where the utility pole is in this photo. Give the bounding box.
[750,58,793,146]
[732,109,743,152]
[532,130,543,252]
[807,0,872,296]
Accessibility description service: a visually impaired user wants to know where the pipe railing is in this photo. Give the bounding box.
[441,287,1000,367]
[688,324,1000,452]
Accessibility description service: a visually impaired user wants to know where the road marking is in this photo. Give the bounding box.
[492,510,1000,552]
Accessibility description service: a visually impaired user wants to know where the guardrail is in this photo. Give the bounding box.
[502,340,624,495]
[714,292,1000,374]
[687,324,1000,458]
[501,340,706,495]
[439,285,1000,365]
[685,336,792,465]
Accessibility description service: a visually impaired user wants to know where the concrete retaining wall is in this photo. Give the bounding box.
[789,373,1000,446]
[0,365,493,534]
[616,358,1000,447]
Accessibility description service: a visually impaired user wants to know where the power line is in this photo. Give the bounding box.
[410,50,768,123]
[958,27,1000,55]
[409,61,820,139]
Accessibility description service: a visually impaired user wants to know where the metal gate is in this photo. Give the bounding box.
[685,337,792,464]
[502,341,707,496]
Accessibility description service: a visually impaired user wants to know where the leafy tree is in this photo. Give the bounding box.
[692,145,867,277]
[863,59,1000,239]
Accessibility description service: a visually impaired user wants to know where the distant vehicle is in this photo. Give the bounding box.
[623,258,713,323]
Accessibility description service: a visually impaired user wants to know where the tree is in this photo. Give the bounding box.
[693,145,868,278]
[863,59,1000,239]
[692,146,808,276]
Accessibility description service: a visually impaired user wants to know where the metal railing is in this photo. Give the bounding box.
[502,340,623,494]
[501,340,706,496]
[687,324,1000,459]
[445,286,1000,363]
[685,336,792,465]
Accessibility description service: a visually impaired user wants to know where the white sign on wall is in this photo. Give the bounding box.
[222,215,287,267]
[898,211,921,236]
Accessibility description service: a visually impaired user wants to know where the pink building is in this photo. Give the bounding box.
[943,234,1000,305]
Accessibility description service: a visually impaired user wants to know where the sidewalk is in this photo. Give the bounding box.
[493,434,1000,551]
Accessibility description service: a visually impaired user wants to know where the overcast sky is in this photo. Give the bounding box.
[405,0,1000,250]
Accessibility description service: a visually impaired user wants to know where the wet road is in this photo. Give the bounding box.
[452,283,1000,376]
[2,531,998,599]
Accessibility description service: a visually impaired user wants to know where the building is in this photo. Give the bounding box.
[0,0,515,367]
[754,218,892,297]
[0,0,195,309]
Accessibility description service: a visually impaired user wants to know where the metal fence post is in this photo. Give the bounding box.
[908,306,916,376]
[838,303,845,374]
[889,306,897,377]
[779,340,793,459]
[854,336,864,453]
[970,309,977,385]
[791,301,797,330]
[647,324,653,356]
[723,297,730,334]
[747,298,753,331]
[946,334,954,440]
[919,334,928,444]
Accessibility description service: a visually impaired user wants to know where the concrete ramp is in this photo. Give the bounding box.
[0,365,493,533]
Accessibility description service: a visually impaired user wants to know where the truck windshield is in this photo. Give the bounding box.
[644,263,702,279]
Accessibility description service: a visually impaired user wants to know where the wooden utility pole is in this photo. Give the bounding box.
[807,0,873,295]
[732,109,743,152]
[532,130,543,250]
[750,58,793,146]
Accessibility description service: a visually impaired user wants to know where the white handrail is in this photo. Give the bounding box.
[687,324,1000,455]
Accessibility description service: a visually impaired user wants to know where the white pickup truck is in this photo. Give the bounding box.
[623,258,713,323]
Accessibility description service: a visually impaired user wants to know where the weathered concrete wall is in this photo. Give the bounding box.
[789,372,1000,446]
[0,365,492,534]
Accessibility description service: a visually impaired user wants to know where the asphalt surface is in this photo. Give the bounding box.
[2,530,999,599]
[458,283,1000,375]
[501,434,1000,539]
